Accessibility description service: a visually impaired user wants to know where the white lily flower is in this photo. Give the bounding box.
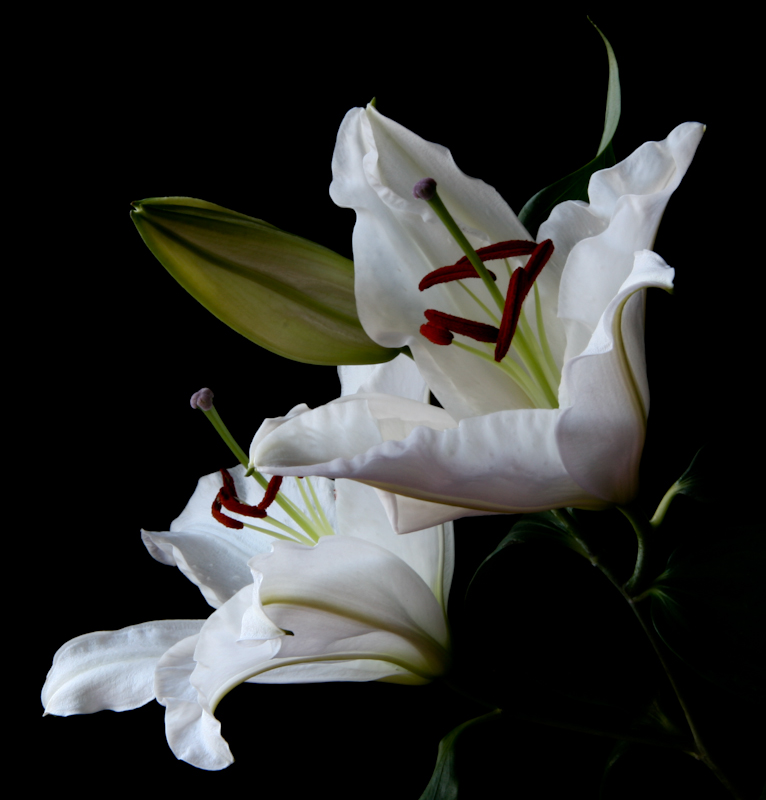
[251,106,704,532]
[42,418,453,769]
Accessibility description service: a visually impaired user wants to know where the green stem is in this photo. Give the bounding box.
[627,602,744,799]
[426,190,506,312]
[650,481,682,528]
[203,406,249,467]
[618,502,653,596]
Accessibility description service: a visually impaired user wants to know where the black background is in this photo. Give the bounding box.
[27,9,761,799]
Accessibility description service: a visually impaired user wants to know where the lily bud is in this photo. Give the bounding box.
[130,197,399,366]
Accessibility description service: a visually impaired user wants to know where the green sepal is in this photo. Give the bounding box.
[131,197,400,366]
[518,19,620,238]
[467,511,591,597]
[647,530,766,701]
[418,710,501,800]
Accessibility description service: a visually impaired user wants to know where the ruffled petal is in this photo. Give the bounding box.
[550,121,704,362]
[556,250,674,502]
[42,619,204,716]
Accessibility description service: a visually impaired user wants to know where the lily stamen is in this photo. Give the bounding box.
[494,239,554,361]
[423,309,499,343]
[213,469,285,529]
[495,266,527,361]
[420,322,454,346]
[412,179,558,406]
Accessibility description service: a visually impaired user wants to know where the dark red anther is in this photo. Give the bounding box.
[420,322,454,345]
[257,476,283,512]
[458,240,538,265]
[215,468,268,519]
[424,309,499,343]
[212,496,244,529]
[495,267,528,361]
[220,468,237,495]
[419,240,537,291]
[419,264,497,291]
[494,240,554,361]
[523,239,554,286]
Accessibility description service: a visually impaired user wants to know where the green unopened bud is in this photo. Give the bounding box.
[130,197,399,366]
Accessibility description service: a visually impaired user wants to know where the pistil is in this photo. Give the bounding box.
[413,178,505,311]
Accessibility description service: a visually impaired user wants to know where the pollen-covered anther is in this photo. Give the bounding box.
[424,309,499,343]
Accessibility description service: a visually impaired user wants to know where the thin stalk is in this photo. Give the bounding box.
[243,520,315,546]
[305,477,335,537]
[456,280,501,325]
[628,602,744,799]
[619,502,653,597]
[531,282,562,387]
[549,507,743,796]
[426,190,506,312]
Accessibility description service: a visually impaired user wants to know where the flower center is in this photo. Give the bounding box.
[413,178,561,409]
[212,469,335,546]
[190,388,335,545]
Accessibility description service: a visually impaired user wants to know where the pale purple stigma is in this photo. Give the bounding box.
[190,387,214,411]
[413,177,437,201]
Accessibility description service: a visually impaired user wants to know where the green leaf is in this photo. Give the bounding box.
[467,511,589,597]
[518,19,621,238]
[131,197,400,366]
[418,710,501,800]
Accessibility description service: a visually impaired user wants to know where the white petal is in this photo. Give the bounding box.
[375,488,500,537]
[252,394,606,520]
[249,536,449,680]
[335,479,454,606]
[192,536,449,715]
[190,586,282,714]
[154,633,234,771]
[42,619,204,716]
[242,657,426,685]
[339,352,428,402]
[556,250,674,502]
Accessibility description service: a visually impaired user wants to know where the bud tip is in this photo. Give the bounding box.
[413,178,437,201]
[191,387,214,411]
